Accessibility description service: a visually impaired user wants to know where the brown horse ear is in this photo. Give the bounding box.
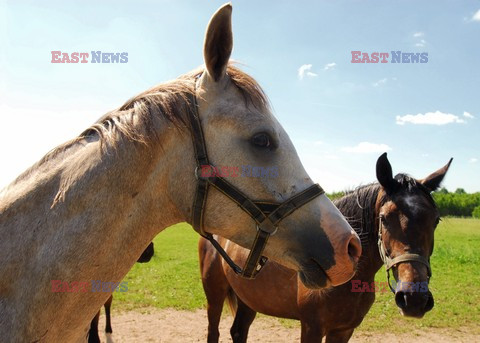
[420,158,453,192]
[203,3,233,82]
[376,152,396,191]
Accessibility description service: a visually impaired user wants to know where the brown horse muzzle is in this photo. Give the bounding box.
[395,289,434,318]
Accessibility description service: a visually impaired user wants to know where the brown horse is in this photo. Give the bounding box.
[87,243,154,343]
[199,153,452,342]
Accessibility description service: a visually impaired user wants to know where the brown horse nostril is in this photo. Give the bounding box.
[395,291,408,310]
[424,291,434,312]
[347,234,362,264]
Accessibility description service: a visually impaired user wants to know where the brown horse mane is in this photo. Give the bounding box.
[8,64,269,187]
[334,183,380,249]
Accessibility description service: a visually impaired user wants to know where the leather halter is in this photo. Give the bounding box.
[186,76,325,279]
[377,218,432,293]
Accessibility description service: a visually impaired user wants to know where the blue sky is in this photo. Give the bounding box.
[1,1,479,192]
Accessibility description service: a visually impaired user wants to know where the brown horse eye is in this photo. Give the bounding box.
[251,133,271,148]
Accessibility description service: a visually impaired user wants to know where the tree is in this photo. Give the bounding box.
[455,188,466,194]
[473,206,480,219]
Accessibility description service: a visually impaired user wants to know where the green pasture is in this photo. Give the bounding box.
[114,218,480,333]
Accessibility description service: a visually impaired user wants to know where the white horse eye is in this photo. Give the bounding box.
[251,133,271,148]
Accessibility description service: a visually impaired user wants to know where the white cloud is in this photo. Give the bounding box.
[323,62,336,71]
[373,77,398,87]
[373,78,388,87]
[342,142,392,154]
[314,140,323,145]
[469,158,478,164]
[413,32,426,47]
[415,39,426,47]
[463,111,475,119]
[298,64,317,79]
[396,111,466,125]
[472,9,480,21]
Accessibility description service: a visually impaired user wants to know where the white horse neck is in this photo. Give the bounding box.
[0,107,191,341]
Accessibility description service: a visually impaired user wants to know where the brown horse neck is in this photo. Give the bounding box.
[335,183,384,281]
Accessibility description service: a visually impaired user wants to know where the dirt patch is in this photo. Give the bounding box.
[96,308,477,342]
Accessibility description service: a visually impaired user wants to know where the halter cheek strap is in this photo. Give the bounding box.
[377,218,432,293]
[187,78,324,279]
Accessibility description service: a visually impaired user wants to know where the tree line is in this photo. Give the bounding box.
[327,188,480,218]
[433,188,480,218]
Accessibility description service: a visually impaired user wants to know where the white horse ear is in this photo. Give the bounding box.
[203,3,233,82]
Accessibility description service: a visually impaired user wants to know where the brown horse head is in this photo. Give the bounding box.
[375,153,452,318]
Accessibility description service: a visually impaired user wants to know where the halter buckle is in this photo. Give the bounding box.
[256,256,268,272]
[195,164,217,181]
[257,220,278,235]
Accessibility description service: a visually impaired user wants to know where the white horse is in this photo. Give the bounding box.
[0,4,360,341]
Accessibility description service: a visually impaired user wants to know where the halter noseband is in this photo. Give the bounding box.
[377,218,432,293]
[187,76,324,279]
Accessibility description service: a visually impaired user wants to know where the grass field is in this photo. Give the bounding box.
[114,218,480,333]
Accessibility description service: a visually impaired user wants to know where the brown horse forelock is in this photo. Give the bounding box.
[9,64,268,187]
[389,173,437,210]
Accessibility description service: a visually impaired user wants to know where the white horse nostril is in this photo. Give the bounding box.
[347,234,362,264]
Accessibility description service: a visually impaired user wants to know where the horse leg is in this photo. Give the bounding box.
[104,295,113,342]
[199,238,230,343]
[300,319,324,343]
[230,299,257,343]
[325,329,354,343]
[87,310,101,343]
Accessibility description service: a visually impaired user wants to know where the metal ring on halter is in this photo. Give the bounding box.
[195,164,216,180]
[256,224,278,236]
[194,166,200,180]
